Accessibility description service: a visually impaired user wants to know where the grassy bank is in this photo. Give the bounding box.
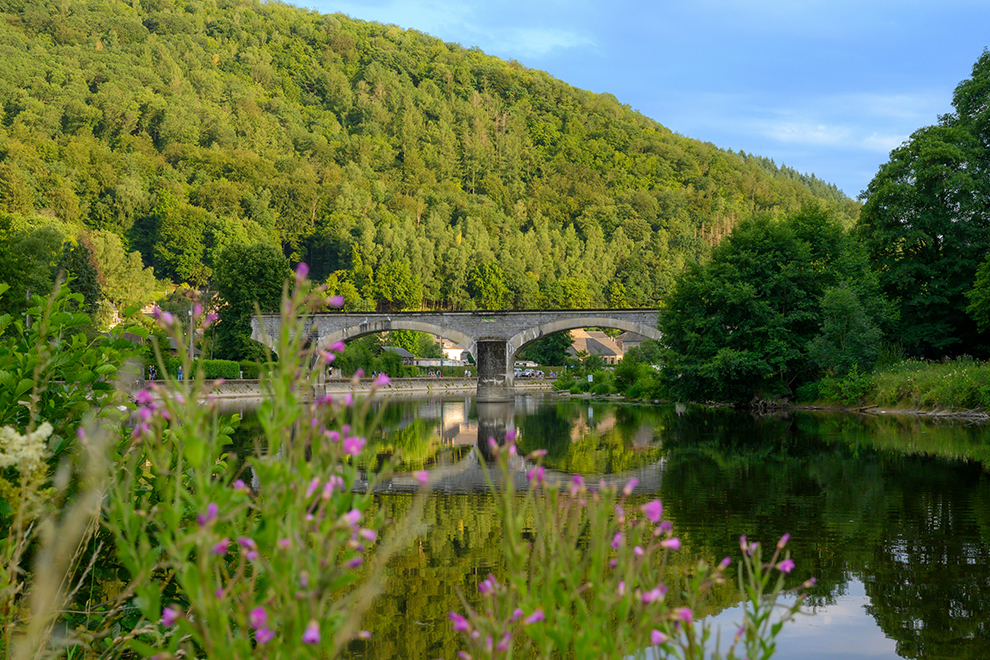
[799,358,990,412]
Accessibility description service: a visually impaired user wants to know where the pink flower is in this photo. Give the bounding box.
[197,502,218,527]
[160,606,181,627]
[651,629,668,645]
[674,608,693,626]
[343,509,362,526]
[328,295,345,308]
[135,388,154,406]
[306,478,320,498]
[478,577,495,595]
[570,474,585,496]
[343,436,365,455]
[526,465,545,484]
[659,538,681,551]
[302,620,320,644]
[778,558,795,574]
[642,587,666,604]
[249,606,267,629]
[414,470,429,485]
[611,532,624,549]
[641,500,663,523]
[449,611,470,632]
[211,538,230,555]
[523,610,545,625]
[777,533,791,549]
[255,627,275,644]
[634,545,644,557]
[623,478,639,496]
[330,340,346,352]
[496,633,511,651]
[373,373,391,388]
[510,608,524,622]
[295,262,309,281]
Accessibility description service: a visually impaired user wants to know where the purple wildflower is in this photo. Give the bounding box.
[197,502,218,527]
[160,606,181,627]
[641,499,663,523]
[651,629,668,645]
[302,620,320,644]
[449,611,470,632]
[249,606,267,629]
[623,478,639,496]
[414,470,429,485]
[255,627,275,644]
[777,532,791,549]
[778,558,796,574]
[211,538,230,555]
[343,435,365,455]
[660,538,681,551]
[523,610,545,625]
[328,295,345,308]
[295,262,309,281]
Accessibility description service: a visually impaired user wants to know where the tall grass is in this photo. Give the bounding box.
[812,357,990,411]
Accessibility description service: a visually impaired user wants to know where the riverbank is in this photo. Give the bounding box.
[157,377,555,399]
[556,389,990,421]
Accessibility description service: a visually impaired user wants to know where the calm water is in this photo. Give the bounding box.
[235,393,990,659]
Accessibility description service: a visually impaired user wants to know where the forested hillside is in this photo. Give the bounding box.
[0,0,857,314]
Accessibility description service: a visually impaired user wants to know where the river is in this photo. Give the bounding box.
[229,392,990,659]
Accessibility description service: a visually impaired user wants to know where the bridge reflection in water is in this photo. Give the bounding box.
[367,395,663,495]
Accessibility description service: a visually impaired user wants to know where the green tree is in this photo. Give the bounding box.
[56,238,102,317]
[517,332,573,366]
[858,50,990,358]
[213,242,290,361]
[806,284,883,377]
[0,221,63,318]
[967,255,990,333]
[659,206,886,402]
[91,231,160,313]
[467,262,510,309]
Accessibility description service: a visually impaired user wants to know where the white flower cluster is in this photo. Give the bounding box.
[0,422,53,474]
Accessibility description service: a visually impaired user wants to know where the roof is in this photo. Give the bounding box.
[382,345,416,358]
[568,329,623,357]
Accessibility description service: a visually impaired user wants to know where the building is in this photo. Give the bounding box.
[567,329,623,365]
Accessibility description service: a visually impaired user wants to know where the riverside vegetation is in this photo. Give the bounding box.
[0,273,812,660]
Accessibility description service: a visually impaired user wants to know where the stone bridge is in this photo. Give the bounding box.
[250,309,661,401]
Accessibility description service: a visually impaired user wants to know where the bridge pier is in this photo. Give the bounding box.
[476,399,516,458]
[476,339,513,402]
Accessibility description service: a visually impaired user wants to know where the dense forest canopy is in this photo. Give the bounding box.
[0,0,856,317]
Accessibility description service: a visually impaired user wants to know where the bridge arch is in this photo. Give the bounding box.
[506,315,662,362]
[311,320,475,363]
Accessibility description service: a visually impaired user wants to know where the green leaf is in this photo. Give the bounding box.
[14,377,33,397]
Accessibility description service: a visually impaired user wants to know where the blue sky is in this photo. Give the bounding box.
[301,0,990,199]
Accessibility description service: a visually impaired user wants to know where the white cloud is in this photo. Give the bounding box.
[306,0,595,58]
[488,27,596,59]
